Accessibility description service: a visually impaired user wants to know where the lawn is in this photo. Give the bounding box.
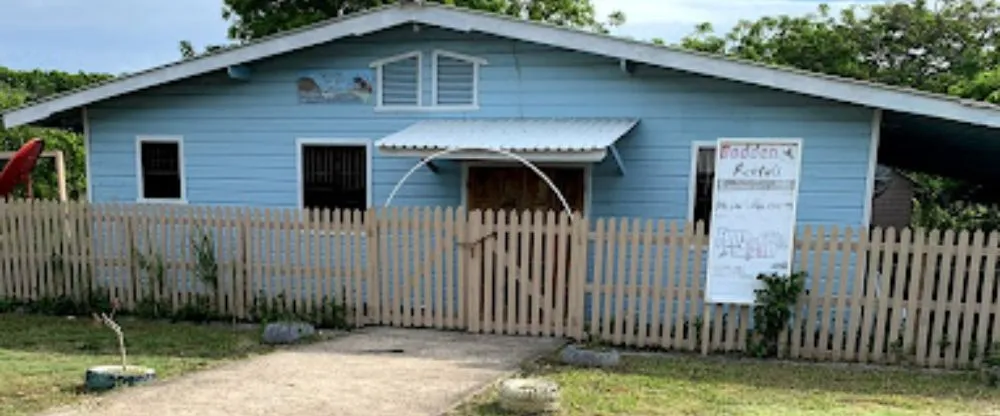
[0,314,273,416]
[452,353,1000,416]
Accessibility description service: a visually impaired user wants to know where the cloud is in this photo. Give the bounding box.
[594,0,876,42]
[0,0,229,73]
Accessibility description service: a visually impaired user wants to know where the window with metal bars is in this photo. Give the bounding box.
[138,139,183,201]
[693,146,715,231]
[300,144,367,213]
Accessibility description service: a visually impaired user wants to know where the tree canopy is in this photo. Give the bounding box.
[678,0,1000,229]
[181,0,624,57]
[0,67,109,200]
[679,0,1000,102]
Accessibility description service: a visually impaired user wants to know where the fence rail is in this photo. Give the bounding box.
[2,199,1000,370]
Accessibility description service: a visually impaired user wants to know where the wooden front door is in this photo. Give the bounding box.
[466,166,585,214]
[465,165,584,332]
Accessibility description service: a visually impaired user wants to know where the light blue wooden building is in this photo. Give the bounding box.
[5,2,1000,326]
[6,3,998,224]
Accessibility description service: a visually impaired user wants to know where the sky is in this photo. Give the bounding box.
[0,0,876,74]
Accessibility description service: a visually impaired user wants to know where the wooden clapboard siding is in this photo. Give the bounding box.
[3,199,1000,370]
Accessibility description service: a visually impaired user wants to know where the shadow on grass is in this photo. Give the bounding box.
[0,313,269,360]
[529,353,995,402]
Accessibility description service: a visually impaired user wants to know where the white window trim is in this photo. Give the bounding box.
[431,49,487,110]
[83,107,93,203]
[135,135,187,204]
[295,138,373,211]
[370,50,422,110]
[862,109,882,227]
[687,140,716,224]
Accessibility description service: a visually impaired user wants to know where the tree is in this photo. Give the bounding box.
[678,0,1000,230]
[180,0,624,57]
[680,0,1000,95]
[0,66,110,200]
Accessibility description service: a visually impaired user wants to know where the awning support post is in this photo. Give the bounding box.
[609,144,626,176]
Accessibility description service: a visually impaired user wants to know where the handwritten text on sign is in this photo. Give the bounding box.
[705,139,802,304]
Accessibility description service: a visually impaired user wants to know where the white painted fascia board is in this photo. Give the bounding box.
[378,148,607,163]
[369,50,422,67]
[2,6,413,128]
[862,109,882,227]
[432,49,489,65]
[413,7,1000,129]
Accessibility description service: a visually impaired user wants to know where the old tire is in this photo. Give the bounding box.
[85,365,156,392]
[497,378,560,414]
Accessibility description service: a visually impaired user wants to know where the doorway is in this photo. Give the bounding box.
[464,164,586,332]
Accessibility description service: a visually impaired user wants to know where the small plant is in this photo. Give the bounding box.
[85,298,157,391]
[133,237,169,317]
[191,227,220,292]
[190,227,222,317]
[981,342,1000,386]
[92,299,128,371]
[747,271,806,358]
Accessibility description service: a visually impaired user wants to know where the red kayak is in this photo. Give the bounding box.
[0,138,45,198]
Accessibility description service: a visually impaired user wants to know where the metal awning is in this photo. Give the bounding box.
[375,118,638,170]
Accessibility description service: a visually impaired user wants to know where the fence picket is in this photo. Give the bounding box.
[831,227,852,360]
[453,208,464,329]
[887,228,911,364]
[662,221,678,350]
[675,222,693,350]
[690,221,705,352]
[929,229,956,368]
[974,232,1000,366]
[637,219,654,347]
[601,218,617,342]
[873,227,897,363]
[467,210,483,334]
[916,230,941,367]
[351,210,365,326]
[612,218,628,344]
[903,228,926,363]
[504,210,518,335]
[958,230,984,368]
[518,210,531,336]
[818,226,839,358]
[649,220,667,348]
[434,207,446,329]
[944,230,970,368]
[542,211,557,336]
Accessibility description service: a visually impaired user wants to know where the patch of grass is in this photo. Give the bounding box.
[452,354,1000,415]
[0,314,274,416]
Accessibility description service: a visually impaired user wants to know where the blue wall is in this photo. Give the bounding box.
[88,25,874,226]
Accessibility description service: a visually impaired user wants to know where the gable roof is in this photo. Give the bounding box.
[4,1,1000,129]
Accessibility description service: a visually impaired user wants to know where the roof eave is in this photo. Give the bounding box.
[416,6,1000,129]
[5,2,1000,130]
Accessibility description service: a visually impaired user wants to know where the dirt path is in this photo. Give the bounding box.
[40,328,564,416]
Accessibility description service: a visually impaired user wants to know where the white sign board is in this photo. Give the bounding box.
[704,139,802,304]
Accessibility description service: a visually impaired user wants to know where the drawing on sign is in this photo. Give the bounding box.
[704,139,802,305]
[712,228,789,260]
